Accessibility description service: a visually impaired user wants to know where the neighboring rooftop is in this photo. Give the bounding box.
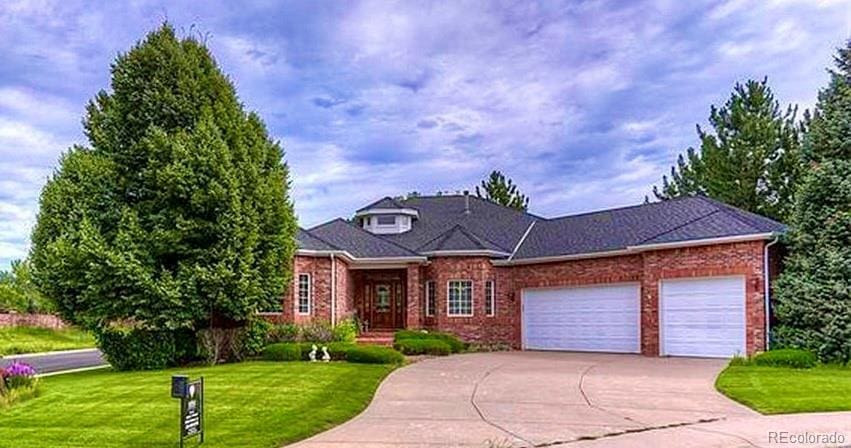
[298,194,785,262]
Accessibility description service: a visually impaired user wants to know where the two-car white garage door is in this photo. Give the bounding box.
[522,283,641,354]
[522,276,746,358]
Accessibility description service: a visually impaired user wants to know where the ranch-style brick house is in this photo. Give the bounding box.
[281,193,785,358]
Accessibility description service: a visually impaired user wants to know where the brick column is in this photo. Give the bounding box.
[406,263,422,329]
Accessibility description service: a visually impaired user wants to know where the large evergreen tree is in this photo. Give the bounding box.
[773,42,851,362]
[475,170,530,211]
[30,24,297,332]
[653,78,802,222]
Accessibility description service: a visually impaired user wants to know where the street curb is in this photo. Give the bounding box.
[37,364,111,378]
[1,348,100,359]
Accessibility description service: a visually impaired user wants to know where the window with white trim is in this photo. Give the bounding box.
[297,273,311,315]
[425,281,436,317]
[485,280,495,316]
[376,215,396,225]
[447,280,473,316]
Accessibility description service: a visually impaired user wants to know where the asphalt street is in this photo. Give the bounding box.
[0,349,106,374]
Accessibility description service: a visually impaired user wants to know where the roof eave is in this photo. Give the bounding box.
[354,207,420,218]
[295,249,426,264]
[495,232,781,266]
[421,250,510,258]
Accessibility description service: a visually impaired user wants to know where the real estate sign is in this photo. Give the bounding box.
[172,375,204,447]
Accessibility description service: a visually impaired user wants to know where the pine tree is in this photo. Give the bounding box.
[475,171,529,211]
[30,24,297,332]
[773,42,851,362]
[653,78,802,222]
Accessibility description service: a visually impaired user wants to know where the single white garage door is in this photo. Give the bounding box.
[660,276,746,358]
[522,283,640,353]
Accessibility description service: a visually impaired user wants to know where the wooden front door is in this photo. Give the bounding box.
[365,279,405,329]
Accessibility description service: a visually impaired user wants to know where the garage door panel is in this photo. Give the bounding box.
[661,276,746,358]
[523,283,640,354]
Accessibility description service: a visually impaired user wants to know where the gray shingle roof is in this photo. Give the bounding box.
[307,219,422,258]
[296,228,338,251]
[297,194,785,262]
[511,196,785,260]
[417,224,509,254]
[383,195,536,253]
[356,196,407,212]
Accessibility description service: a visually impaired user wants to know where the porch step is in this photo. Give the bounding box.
[357,331,396,346]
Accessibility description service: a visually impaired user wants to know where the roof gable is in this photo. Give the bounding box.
[416,224,509,255]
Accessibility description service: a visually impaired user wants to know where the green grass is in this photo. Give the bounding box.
[0,361,393,447]
[0,326,95,356]
[716,364,851,414]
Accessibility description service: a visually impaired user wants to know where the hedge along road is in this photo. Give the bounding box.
[0,349,106,374]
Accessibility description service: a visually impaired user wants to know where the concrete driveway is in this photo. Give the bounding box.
[291,352,851,448]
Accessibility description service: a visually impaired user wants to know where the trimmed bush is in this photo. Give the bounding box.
[267,324,299,343]
[300,321,335,343]
[394,338,451,356]
[345,345,404,364]
[294,342,354,361]
[95,326,178,371]
[752,349,817,369]
[333,319,358,343]
[262,343,302,361]
[394,330,466,353]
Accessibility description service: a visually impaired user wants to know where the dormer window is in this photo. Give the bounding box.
[356,200,419,235]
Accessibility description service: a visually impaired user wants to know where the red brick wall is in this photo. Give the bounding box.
[640,241,766,355]
[282,255,357,326]
[285,240,771,356]
[283,256,332,324]
[417,257,516,344]
[0,313,67,329]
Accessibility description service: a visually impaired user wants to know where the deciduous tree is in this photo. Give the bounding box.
[30,24,297,334]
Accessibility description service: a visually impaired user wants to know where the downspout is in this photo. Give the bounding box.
[764,235,780,351]
[331,253,337,327]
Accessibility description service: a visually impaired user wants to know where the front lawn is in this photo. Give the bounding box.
[0,361,393,447]
[0,326,95,356]
[716,364,851,414]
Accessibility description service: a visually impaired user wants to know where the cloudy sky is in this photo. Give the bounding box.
[1,0,849,269]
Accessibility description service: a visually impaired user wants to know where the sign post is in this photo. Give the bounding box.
[172,375,204,447]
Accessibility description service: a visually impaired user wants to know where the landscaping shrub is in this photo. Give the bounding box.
[95,326,177,371]
[262,343,302,361]
[394,338,451,356]
[333,318,359,343]
[267,323,299,343]
[295,342,355,361]
[300,321,335,343]
[394,329,466,353]
[752,349,818,369]
[345,345,404,364]
[237,319,273,358]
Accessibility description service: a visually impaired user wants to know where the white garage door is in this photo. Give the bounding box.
[522,283,640,353]
[660,276,746,358]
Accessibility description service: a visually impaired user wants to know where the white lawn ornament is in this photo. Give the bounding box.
[321,346,331,362]
[309,344,318,362]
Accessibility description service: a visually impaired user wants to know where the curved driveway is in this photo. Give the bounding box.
[291,352,851,447]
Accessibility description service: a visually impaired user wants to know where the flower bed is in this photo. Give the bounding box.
[1,361,39,408]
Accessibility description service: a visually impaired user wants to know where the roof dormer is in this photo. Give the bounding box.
[355,197,419,235]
